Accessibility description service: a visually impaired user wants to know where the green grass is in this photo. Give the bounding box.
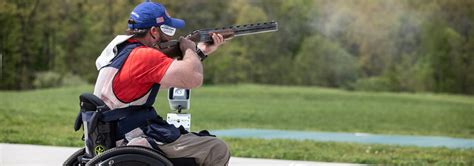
[225,138,473,165]
[1,84,473,164]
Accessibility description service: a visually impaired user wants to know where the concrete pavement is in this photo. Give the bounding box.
[0,143,363,166]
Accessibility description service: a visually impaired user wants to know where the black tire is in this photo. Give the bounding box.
[85,146,173,166]
[63,148,85,166]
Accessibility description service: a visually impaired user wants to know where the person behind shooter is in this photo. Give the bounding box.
[93,1,230,165]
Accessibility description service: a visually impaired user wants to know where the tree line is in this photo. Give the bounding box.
[1,0,473,95]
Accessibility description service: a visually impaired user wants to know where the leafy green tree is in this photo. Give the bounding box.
[294,35,358,87]
[204,43,251,84]
[0,1,20,89]
[418,0,474,94]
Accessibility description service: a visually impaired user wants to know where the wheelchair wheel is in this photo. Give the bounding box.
[63,148,85,166]
[85,146,173,166]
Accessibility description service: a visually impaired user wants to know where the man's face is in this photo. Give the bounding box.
[159,31,172,42]
[148,26,173,46]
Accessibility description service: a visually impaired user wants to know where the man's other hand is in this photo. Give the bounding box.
[197,33,225,55]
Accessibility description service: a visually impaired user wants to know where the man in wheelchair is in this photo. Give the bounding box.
[64,1,230,166]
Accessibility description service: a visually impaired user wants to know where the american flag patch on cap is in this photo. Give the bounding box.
[156,17,164,24]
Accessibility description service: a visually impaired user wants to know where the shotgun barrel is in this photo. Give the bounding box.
[158,21,278,58]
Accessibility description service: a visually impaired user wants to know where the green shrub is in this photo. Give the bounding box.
[33,71,88,89]
[352,77,394,92]
[61,73,88,87]
[33,71,62,88]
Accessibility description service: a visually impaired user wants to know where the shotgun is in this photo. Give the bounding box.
[158,21,278,58]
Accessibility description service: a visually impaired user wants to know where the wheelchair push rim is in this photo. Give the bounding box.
[85,146,173,166]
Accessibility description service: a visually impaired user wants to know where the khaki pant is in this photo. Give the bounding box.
[128,133,230,166]
[159,133,230,166]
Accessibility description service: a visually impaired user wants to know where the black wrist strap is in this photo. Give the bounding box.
[196,48,207,61]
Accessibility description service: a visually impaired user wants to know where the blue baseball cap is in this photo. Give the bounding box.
[128,2,185,30]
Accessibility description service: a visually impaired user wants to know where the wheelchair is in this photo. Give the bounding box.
[63,90,197,166]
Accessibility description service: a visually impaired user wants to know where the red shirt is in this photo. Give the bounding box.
[112,40,173,103]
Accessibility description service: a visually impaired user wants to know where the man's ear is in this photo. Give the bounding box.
[151,26,158,34]
[150,26,160,40]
